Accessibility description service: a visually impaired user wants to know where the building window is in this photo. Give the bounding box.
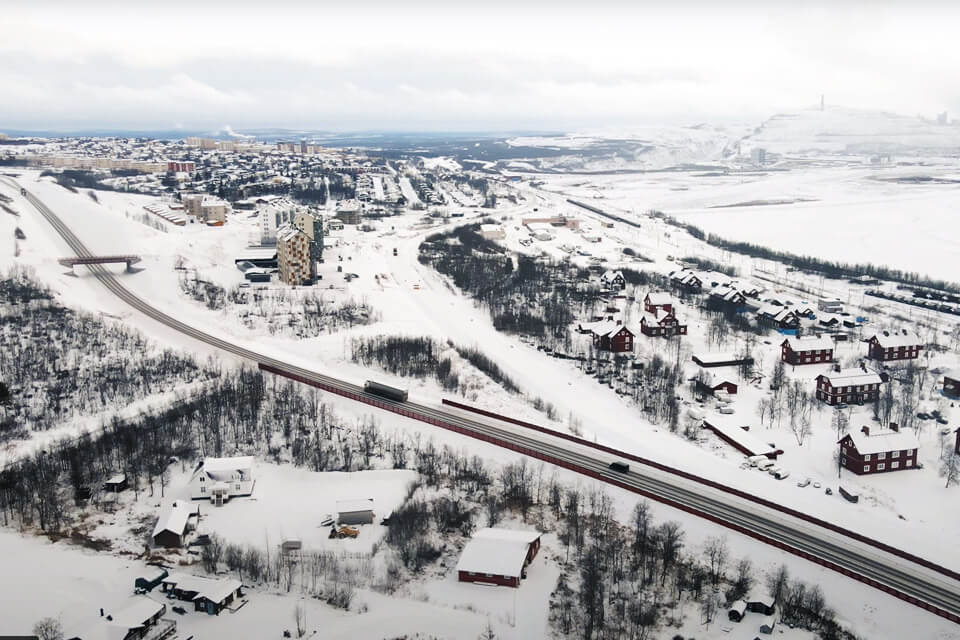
[892,461,899,469]
[892,450,900,458]
[864,465,871,472]
[877,463,885,471]
[906,460,913,467]
[200,486,206,494]
[864,454,871,461]
[878,452,886,460]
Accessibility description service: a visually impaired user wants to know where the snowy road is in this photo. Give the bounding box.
[7,175,960,626]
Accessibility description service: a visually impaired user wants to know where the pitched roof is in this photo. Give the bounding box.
[870,332,923,348]
[162,573,241,603]
[336,498,375,513]
[817,368,883,387]
[455,528,541,578]
[202,456,254,473]
[152,501,195,539]
[106,596,164,629]
[783,335,834,352]
[645,292,672,306]
[844,428,920,454]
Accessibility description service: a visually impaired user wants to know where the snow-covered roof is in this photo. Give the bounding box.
[162,573,241,603]
[336,498,375,513]
[601,269,624,281]
[783,335,833,352]
[845,428,919,454]
[870,332,923,348]
[455,528,541,578]
[106,596,164,629]
[645,292,671,306]
[202,456,254,473]
[692,351,744,365]
[702,415,780,458]
[152,501,194,538]
[818,368,883,387]
[105,473,126,485]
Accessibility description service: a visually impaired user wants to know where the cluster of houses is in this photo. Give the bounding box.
[577,282,688,354]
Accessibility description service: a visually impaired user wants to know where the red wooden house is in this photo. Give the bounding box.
[640,309,687,337]
[456,528,542,587]
[643,292,673,314]
[587,320,635,352]
[781,335,834,366]
[867,332,923,361]
[815,367,884,405]
[838,425,919,475]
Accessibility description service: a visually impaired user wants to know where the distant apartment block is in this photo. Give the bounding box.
[182,193,230,225]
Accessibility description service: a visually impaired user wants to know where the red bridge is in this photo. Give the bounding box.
[58,255,142,272]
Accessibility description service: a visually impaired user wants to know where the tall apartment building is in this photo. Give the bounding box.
[258,197,303,245]
[293,210,323,263]
[277,224,315,286]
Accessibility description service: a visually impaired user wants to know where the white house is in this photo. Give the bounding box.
[190,456,255,505]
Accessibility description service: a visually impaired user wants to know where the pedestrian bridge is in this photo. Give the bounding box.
[58,255,142,272]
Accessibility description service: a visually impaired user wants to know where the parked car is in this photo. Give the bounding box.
[917,412,931,421]
[609,461,630,473]
[797,477,811,488]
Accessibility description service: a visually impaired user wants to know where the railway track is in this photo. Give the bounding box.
[5,176,960,624]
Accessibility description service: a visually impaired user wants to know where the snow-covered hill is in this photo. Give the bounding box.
[741,105,960,156]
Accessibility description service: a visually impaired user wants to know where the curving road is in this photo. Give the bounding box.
[5,176,960,624]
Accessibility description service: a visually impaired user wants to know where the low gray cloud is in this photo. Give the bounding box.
[1,1,958,131]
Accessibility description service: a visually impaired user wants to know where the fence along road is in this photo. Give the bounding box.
[6,176,959,624]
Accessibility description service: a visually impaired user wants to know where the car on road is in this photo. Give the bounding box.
[609,461,630,473]
[917,412,931,420]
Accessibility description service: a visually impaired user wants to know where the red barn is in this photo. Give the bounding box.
[781,335,834,366]
[643,292,673,314]
[838,426,919,475]
[815,367,884,405]
[867,332,923,361]
[640,309,687,337]
[456,528,542,587]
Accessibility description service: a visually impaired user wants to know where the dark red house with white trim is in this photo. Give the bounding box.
[815,368,884,405]
[640,309,687,337]
[584,320,635,352]
[781,335,834,366]
[643,292,673,315]
[456,528,542,587]
[867,332,923,361]
[838,426,919,475]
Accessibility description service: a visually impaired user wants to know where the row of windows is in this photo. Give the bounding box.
[842,446,913,460]
[863,460,911,472]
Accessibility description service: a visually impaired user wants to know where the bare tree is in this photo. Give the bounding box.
[293,601,306,638]
[941,451,960,488]
[703,536,729,587]
[33,617,63,640]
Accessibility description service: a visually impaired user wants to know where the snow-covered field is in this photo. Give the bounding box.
[3,108,960,639]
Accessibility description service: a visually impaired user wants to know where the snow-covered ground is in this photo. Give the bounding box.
[3,115,960,638]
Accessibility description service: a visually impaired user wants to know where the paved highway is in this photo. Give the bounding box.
[5,176,959,624]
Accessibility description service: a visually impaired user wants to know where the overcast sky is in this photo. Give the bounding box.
[2,1,958,133]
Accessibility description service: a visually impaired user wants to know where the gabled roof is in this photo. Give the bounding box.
[783,335,834,352]
[869,332,923,348]
[152,501,195,539]
[202,456,254,473]
[645,292,672,306]
[817,368,883,387]
[106,596,164,629]
[162,573,241,603]
[601,269,624,281]
[842,428,920,454]
[455,528,541,578]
